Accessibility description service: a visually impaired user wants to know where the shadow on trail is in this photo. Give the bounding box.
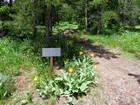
[128,73,140,84]
[77,38,118,59]
[49,29,119,60]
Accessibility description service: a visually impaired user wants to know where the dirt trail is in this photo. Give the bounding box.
[95,56,140,105]
[78,39,140,105]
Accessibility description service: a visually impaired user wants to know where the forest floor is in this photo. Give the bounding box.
[78,39,140,105]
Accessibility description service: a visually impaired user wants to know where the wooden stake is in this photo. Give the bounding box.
[50,56,53,79]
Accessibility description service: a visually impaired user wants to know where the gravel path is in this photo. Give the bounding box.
[78,39,140,105]
[95,56,140,105]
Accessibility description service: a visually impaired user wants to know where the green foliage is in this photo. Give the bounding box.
[100,11,122,34]
[0,38,32,75]
[48,35,83,66]
[0,37,51,101]
[101,11,118,27]
[90,0,108,6]
[0,74,15,99]
[0,5,12,20]
[58,4,77,22]
[118,0,139,27]
[0,5,10,13]
[101,23,124,35]
[23,91,33,103]
[45,0,61,5]
[36,26,46,37]
[0,37,50,76]
[1,21,13,35]
[9,0,34,37]
[1,0,140,37]
[88,0,140,33]
[53,22,78,33]
[35,54,97,104]
[48,96,56,105]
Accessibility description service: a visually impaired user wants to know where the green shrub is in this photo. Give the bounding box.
[35,54,97,104]
[101,11,118,28]
[49,35,83,67]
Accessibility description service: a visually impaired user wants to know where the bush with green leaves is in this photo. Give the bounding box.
[0,5,12,20]
[0,74,15,99]
[35,54,97,104]
[49,35,83,67]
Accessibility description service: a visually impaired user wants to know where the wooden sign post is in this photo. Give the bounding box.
[42,48,61,79]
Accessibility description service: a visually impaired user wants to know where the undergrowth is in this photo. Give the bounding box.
[0,37,49,100]
[0,33,98,104]
[34,53,97,104]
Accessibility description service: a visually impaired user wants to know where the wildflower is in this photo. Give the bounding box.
[94,65,97,69]
[28,84,31,89]
[34,76,38,81]
[90,53,94,57]
[64,61,68,65]
[79,51,83,55]
[68,67,74,73]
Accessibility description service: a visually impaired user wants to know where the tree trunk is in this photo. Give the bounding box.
[9,0,13,7]
[33,22,37,37]
[33,0,38,37]
[46,4,52,44]
[97,14,101,34]
[97,5,102,34]
[85,0,88,31]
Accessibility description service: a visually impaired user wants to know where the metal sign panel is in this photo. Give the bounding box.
[42,48,61,57]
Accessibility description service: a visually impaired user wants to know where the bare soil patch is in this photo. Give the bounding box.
[5,69,46,105]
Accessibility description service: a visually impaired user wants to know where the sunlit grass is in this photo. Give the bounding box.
[81,31,140,56]
[0,38,50,76]
[135,25,140,29]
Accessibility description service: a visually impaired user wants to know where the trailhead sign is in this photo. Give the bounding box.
[42,48,61,79]
[42,48,61,57]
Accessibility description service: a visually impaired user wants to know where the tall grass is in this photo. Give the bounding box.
[82,31,140,55]
[0,37,50,76]
[0,38,31,75]
[0,37,49,100]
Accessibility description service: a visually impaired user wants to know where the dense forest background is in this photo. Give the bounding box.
[1,0,140,39]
